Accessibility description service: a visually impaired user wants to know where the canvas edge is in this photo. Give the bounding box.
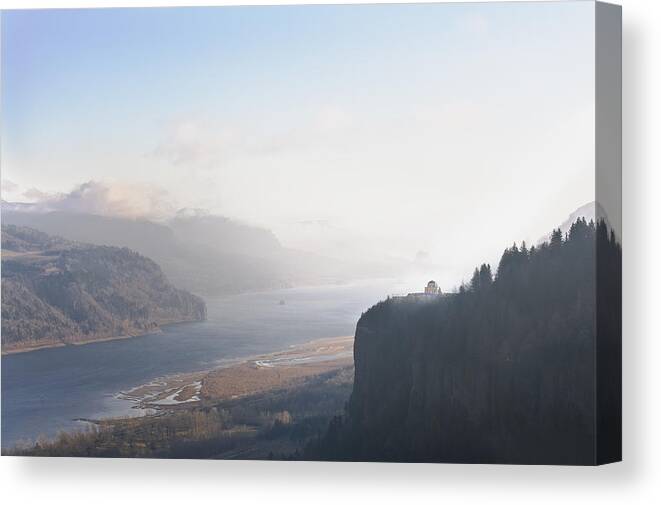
[595,0,622,466]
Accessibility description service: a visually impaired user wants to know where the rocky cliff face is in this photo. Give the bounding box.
[313,219,621,465]
[1,225,206,352]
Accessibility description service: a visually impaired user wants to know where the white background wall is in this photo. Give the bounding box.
[1,0,658,504]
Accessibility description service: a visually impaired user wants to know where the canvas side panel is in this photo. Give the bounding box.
[595,0,622,465]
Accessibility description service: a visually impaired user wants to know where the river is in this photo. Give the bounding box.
[1,279,412,448]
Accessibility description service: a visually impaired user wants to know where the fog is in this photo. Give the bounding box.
[1,3,596,291]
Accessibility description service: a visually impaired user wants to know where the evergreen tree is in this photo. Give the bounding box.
[312,218,621,465]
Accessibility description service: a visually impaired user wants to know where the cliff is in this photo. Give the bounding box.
[312,219,621,464]
[1,225,207,353]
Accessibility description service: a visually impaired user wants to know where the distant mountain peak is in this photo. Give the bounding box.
[538,201,611,245]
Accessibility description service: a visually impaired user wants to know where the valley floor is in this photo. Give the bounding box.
[4,336,354,459]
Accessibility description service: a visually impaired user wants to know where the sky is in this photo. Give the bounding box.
[1,2,596,288]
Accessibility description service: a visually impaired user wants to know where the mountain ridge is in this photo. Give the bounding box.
[1,224,207,354]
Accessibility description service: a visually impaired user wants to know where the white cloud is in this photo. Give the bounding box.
[22,187,52,201]
[151,105,354,170]
[10,180,177,220]
[1,179,20,197]
[152,120,238,167]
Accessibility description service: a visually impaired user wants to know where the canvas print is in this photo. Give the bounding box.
[0,1,621,464]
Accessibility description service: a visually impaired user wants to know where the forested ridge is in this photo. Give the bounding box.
[1,225,207,352]
[309,218,621,464]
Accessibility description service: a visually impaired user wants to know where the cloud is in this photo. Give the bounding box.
[151,120,239,167]
[1,179,20,196]
[22,187,52,201]
[151,105,354,169]
[9,180,177,220]
[151,119,287,168]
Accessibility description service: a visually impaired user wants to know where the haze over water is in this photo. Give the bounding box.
[1,279,413,448]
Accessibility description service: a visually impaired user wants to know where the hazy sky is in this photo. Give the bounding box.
[1,2,595,287]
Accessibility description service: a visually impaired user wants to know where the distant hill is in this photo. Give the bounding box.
[0,209,283,296]
[0,208,382,296]
[1,225,206,353]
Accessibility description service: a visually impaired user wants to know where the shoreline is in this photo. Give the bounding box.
[118,335,355,410]
[2,278,394,356]
[1,318,202,356]
[2,334,355,453]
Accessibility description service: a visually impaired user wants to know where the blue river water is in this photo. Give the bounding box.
[1,279,408,448]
